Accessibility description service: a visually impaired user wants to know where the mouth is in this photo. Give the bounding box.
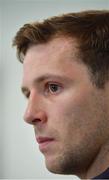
[36,136,55,152]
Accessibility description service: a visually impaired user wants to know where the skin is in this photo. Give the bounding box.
[21,37,109,179]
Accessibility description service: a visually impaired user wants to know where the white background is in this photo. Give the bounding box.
[1,0,109,179]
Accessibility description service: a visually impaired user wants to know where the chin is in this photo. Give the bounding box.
[45,156,74,175]
[44,153,89,177]
[45,157,65,174]
[46,164,67,175]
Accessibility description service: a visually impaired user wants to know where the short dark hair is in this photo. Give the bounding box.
[13,10,109,88]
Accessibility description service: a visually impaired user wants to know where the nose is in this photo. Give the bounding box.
[23,90,47,125]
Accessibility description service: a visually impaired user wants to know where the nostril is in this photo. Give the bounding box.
[32,118,41,124]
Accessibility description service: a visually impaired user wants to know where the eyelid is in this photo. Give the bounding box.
[46,81,63,88]
[46,81,63,85]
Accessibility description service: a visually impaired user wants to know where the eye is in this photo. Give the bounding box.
[23,90,30,99]
[21,87,30,99]
[45,83,62,94]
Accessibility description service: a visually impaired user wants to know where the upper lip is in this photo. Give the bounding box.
[36,137,54,144]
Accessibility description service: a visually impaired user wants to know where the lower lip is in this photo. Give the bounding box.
[38,140,54,152]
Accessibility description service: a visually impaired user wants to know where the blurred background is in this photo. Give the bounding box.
[1,0,109,179]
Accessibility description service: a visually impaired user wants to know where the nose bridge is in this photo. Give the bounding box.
[24,88,44,124]
[28,89,38,112]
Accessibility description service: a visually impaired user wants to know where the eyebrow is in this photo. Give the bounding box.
[34,74,70,83]
[21,73,72,94]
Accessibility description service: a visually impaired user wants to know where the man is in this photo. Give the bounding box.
[13,10,109,179]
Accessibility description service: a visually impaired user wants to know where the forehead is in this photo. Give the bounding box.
[24,37,80,65]
[22,37,83,87]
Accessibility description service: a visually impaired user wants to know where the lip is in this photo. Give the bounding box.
[36,136,55,151]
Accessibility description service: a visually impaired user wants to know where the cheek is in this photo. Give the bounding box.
[54,94,86,127]
[54,87,90,123]
[48,92,85,132]
[52,92,97,137]
[61,91,106,140]
[48,89,105,141]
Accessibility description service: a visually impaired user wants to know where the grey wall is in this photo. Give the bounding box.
[1,0,109,179]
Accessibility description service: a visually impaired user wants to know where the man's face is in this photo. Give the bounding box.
[22,37,108,176]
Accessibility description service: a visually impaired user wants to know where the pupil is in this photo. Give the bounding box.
[51,84,58,91]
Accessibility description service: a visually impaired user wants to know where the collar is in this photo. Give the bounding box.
[93,168,109,179]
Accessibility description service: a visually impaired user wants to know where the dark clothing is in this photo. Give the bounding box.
[93,168,109,179]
